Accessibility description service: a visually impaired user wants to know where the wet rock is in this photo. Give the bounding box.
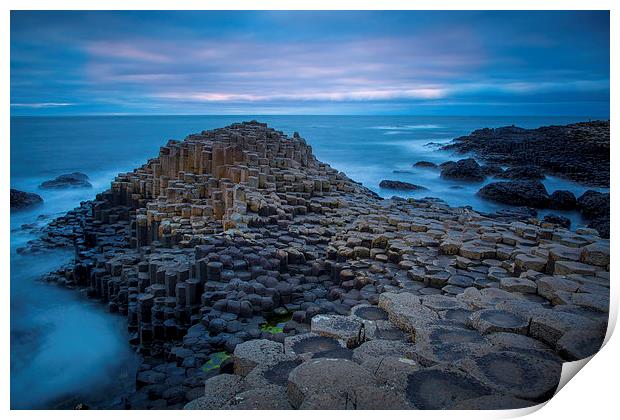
[405,365,493,409]
[10,189,43,211]
[39,172,92,189]
[543,214,571,229]
[477,181,549,208]
[413,161,437,169]
[549,190,577,210]
[457,351,561,401]
[379,180,428,191]
[440,158,485,182]
[285,333,344,357]
[496,165,545,180]
[469,309,529,335]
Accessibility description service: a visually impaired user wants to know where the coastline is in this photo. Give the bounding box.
[14,121,610,409]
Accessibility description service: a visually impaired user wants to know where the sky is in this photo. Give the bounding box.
[10,11,610,116]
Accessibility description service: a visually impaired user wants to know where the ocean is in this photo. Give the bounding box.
[9,114,608,408]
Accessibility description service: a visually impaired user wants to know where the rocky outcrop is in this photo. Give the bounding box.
[443,121,609,187]
[496,165,545,180]
[577,190,610,238]
[26,122,609,410]
[413,161,437,169]
[39,172,92,189]
[10,188,43,211]
[549,190,577,210]
[379,180,427,191]
[440,158,485,182]
[477,181,550,208]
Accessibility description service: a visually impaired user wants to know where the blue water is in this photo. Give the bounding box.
[10,115,607,408]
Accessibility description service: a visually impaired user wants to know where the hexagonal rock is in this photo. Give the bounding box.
[556,327,606,361]
[579,243,610,267]
[311,314,365,348]
[452,395,536,410]
[405,364,494,409]
[514,254,547,273]
[410,325,492,366]
[500,277,537,294]
[469,309,529,335]
[223,385,292,410]
[374,357,421,391]
[530,310,599,347]
[285,333,345,357]
[572,292,609,313]
[420,294,467,311]
[351,304,389,321]
[351,385,414,409]
[233,339,285,376]
[244,358,303,389]
[554,260,596,276]
[537,276,579,304]
[485,332,553,354]
[287,358,376,409]
[457,351,561,401]
[352,339,414,370]
[184,374,243,409]
[378,292,439,336]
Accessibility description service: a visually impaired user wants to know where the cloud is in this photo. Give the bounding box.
[11,102,74,108]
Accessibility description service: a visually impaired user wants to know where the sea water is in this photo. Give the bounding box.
[10,115,608,408]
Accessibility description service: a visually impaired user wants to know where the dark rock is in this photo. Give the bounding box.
[413,161,438,169]
[40,172,92,189]
[543,214,571,229]
[480,164,504,176]
[496,165,545,180]
[440,158,485,182]
[477,181,549,208]
[379,180,427,191]
[577,190,610,238]
[10,189,43,211]
[443,120,609,187]
[549,190,577,210]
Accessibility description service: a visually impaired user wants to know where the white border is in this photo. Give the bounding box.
[2,2,616,419]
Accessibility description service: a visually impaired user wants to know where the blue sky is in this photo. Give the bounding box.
[10,11,609,116]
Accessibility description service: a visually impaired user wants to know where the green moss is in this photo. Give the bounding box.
[201,351,231,373]
[260,311,293,334]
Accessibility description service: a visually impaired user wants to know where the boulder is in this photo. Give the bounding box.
[477,181,550,208]
[480,164,504,176]
[10,189,43,211]
[548,190,577,210]
[39,172,92,189]
[379,180,427,191]
[413,161,438,169]
[440,158,485,182]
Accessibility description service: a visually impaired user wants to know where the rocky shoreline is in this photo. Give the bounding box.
[22,121,609,410]
[442,120,610,187]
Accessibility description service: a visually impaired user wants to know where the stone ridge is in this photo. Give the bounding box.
[28,121,609,410]
[442,120,610,187]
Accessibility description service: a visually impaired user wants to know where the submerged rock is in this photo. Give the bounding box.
[10,188,43,211]
[379,180,427,190]
[496,165,545,180]
[413,161,438,169]
[39,172,92,189]
[549,190,577,210]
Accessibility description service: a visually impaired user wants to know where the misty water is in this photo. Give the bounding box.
[10,115,608,408]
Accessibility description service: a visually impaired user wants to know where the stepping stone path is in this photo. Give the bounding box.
[27,121,609,409]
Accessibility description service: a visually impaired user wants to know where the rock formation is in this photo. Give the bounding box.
[379,180,427,191]
[40,172,92,189]
[10,188,43,211]
[443,121,609,187]
[26,122,609,410]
